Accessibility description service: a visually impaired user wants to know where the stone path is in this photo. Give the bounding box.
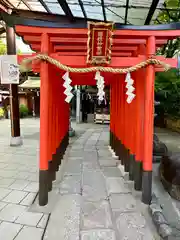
[0,118,159,239]
[0,118,105,240]
[44,127,157,240]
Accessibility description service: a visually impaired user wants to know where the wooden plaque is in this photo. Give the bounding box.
[87,22,114,65]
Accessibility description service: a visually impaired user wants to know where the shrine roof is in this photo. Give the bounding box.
[19,77,40,89]
[1,0,180,31]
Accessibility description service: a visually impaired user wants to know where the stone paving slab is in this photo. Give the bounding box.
[68,151,85,157]
[81,200,113,230]
[82,152,98,162]
[59,175,81,195]
[109,194,137,212]
[81,229,116,240]
[63,160,82,176]
[0,221,23,240]
[67,157,83,161]
[101,166,122,178]
[3,190,28,204]
[15,211,43,226]
[20,192,37,206]
[37,214,49,229]
[0,203,27,222]
[82,184,108,202]
[114,211,155,240]
[0,119,51,239]
[0,188,12,200]
[99,159,117,167]
[82,171,107,202]
[106,177,131,195]
[84,146,97,151]
[98,150,113,157]
[44,194,81,240]
[15,226,44,240]
[82,161,100,170]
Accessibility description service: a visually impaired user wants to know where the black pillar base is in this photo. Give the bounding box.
[129,154,135,181]
[39,170,49,206]
[121,144,125,165]
[142,170,152,205]
[48,161,53,191]
[117,138,122,161]
[50,160,56,181]
[57,148,62,169]
[114,135,118,156]
[112,133,115,151]
[58,141,63,167]
[110,131,112,148]
[134,161,142,191]
[124,149,130,172]
[56,133,68,168]
[38,132,69,207]
[52,152,60,172]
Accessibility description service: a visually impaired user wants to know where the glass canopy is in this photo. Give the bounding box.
[3,0,168,25]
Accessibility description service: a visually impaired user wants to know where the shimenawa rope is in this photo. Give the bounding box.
[19,54,171,73]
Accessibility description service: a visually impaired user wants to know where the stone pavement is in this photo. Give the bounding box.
[0,118,106,240]
[0,118,47,240]
[44,127,157,240]
[0,118,158,240]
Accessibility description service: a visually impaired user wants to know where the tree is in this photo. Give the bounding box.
[155,70,180,118]
[0,39,6,55]
[155,0,180,58]
[154,1,180,120]
[0,38,22,55]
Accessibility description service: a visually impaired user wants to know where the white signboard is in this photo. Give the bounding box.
[0,55,19,84]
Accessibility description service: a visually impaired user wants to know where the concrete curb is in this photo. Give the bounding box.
[149,194,173,239]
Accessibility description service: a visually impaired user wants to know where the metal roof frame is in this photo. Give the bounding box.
[38,0,52,14]
[78,0,87,20]
[0,0,170,27]
[101,0,107,22]
[57,0,74,22]
[1,9,180,31]
[124,0,130,24]
[145,0,160,25]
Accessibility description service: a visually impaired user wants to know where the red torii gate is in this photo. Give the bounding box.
[16,25,179,206]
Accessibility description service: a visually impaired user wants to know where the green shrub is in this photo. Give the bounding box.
[155,69,180,119]
[0,107,4,118]
[19,104,29,118]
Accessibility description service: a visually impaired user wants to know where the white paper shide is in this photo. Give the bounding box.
[95,71,105,102]
[125,72,136,104]
[62,72,73,103]
[0,55,19,84]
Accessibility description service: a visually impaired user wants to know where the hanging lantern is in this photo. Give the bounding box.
[125,72,135,104]
[62,72,73,103]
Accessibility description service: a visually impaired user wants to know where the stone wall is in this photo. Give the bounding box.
[166,118,180,133]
